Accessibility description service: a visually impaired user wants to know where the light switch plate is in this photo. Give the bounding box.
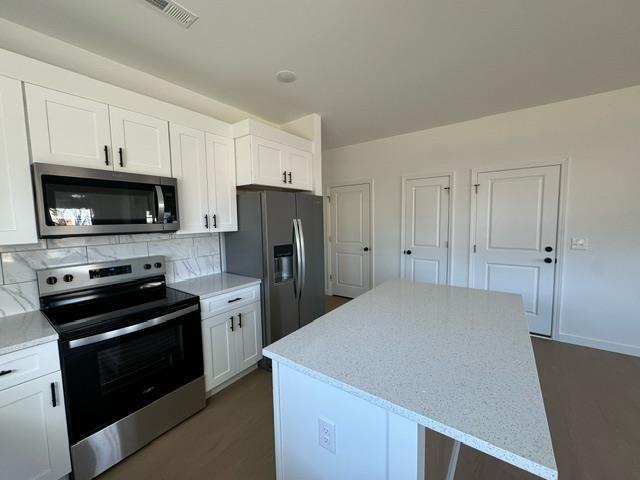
[318,417,336,454]
[571,238,588,250]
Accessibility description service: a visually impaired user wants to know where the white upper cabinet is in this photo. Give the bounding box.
[206,133,238,232]
[233,119,313,191]
[109,106,171,176]
[0,76,38,246]
[25,84,112,170]
[171,124,238,235]
[170,124,209,233]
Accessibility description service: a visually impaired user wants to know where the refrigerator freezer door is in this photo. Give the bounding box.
[295,194,325,327]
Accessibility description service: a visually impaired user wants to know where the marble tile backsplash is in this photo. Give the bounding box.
[0,233,222,318]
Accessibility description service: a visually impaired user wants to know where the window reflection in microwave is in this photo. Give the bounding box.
[49,208,94,226]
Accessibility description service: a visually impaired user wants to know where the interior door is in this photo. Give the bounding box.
[109,106,171,176]
[206,132,238,232]
[251,136,289,187]
[402,176,450,284]
[170,123,209,234]
[0,75,38,245]
[472,165,560,336]
[24,84,112,170]
[330,183,371,298]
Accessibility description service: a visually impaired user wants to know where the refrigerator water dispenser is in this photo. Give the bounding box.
[274,244,293,283]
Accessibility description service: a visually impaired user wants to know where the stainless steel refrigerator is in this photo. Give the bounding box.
[225,191,325,356]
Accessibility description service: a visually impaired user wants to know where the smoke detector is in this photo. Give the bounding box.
[143,0,199,28]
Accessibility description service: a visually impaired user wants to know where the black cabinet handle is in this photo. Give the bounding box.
[204,214,209,229]
[229,316,235,331]
[104,145,109,166]
[227,297,242,303]
[363,247,369,251]
[51,382,57,407]
[213,214,217,229]
[0,369,14,376]
[283,171,287,183]
[404,250,412,255]
[238,312,242,328]
[288,172,292,184]
[545,246,553,252]
[118,147,124,167]
[544,257,553,263]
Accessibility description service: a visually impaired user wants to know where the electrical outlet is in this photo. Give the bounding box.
[318,417,336,454]
[571,238,588,250]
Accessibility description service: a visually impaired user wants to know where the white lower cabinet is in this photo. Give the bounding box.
[202,301,262,392]
[0,369,71,480]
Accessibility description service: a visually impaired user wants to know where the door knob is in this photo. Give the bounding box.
[545,246,553,252]
[404,250,412,255]
[544,257,553,263]
[363,247,369,251]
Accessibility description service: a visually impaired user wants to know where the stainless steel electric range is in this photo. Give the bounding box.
[37,256,205,480]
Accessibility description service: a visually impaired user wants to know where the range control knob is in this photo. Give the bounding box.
[144,264,152,270]
[63,274,74,283]
[46,276,58,285]
[154,262,162,269]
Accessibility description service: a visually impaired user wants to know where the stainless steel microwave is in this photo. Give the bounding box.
[32,163,180,238]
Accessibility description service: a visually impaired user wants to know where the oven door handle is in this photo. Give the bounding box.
[68,304,199,349]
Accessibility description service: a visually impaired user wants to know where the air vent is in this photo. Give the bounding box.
[143,0,199,28]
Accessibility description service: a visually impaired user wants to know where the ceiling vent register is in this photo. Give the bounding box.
[143,0,199,28]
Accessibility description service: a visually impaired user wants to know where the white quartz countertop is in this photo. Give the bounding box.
[263,279,557,480]
[0,310,58,356]
[169,272,260,299]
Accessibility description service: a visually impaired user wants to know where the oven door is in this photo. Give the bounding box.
[59,304,203,444]
[32,163,179,237]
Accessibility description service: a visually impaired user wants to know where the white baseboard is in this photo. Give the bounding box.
[558,333,640,357]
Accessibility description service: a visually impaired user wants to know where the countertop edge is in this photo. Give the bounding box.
[0,333,59,356]
[196,279,261,300]
[264,349,558,480]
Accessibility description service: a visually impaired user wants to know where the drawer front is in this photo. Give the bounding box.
[200,285,260,318]
[0,341,60,391]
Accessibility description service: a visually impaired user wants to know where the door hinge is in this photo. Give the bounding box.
[443,186,450,191]
[473,184,480,194]
[445,241,448,248]
[326,195,331,202]
[329,274,333,280]
[328,235,332,242]
[473,244,477,253]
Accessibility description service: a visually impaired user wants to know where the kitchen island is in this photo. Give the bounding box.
[263,279,557,480]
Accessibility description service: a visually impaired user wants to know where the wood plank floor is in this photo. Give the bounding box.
[98,296,640,480]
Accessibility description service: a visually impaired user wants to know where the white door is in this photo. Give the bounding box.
[287,147,313,191]
[0,371,71,480]
[402,176,450,284]
[472,165,560,336]
[206,133,238,232]
[0,76,38,246]
[109,106,171,176]
[251,136,288,187]
[330,183,372,298]
[170,124,209,234]
[24,84,112,170]
[202,312,237,391]
[235,303,263,371]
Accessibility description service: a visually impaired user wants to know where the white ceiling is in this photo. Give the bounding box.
[2,0,640,148]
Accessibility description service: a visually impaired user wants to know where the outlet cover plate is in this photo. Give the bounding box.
[318,417,336,454]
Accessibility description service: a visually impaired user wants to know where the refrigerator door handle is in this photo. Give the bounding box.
[292,218,301,299]
[297,219,306,300]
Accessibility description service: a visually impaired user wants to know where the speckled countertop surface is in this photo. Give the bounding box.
[0,310,58,356]
[264,279,557,480]
[169,272,260,299]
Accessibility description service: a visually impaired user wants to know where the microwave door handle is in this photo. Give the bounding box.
[297,219,306,300]
[68,305,199,349]
[155,185,165,224]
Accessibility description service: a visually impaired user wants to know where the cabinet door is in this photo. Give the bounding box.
[206,133,238,232]
[202,312,238,391]
[251,136,289,187]
[0,76,38,246]
[109,106,171,176]
[171,124,209,234]
[235,302,263,372]
[287,147,313,191]
[24,84,112,170]
[0,371,71,480]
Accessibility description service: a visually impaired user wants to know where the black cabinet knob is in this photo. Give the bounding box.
[545,246,553,252]
[544,257,553,263]
[144,264,152,270]
[46,276,57,285]
[154,262,162,269]
[363,247,369,252]
[63,274,74,283]
[404,250,412,255]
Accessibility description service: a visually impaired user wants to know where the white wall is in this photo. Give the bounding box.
[324,85,640,357]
